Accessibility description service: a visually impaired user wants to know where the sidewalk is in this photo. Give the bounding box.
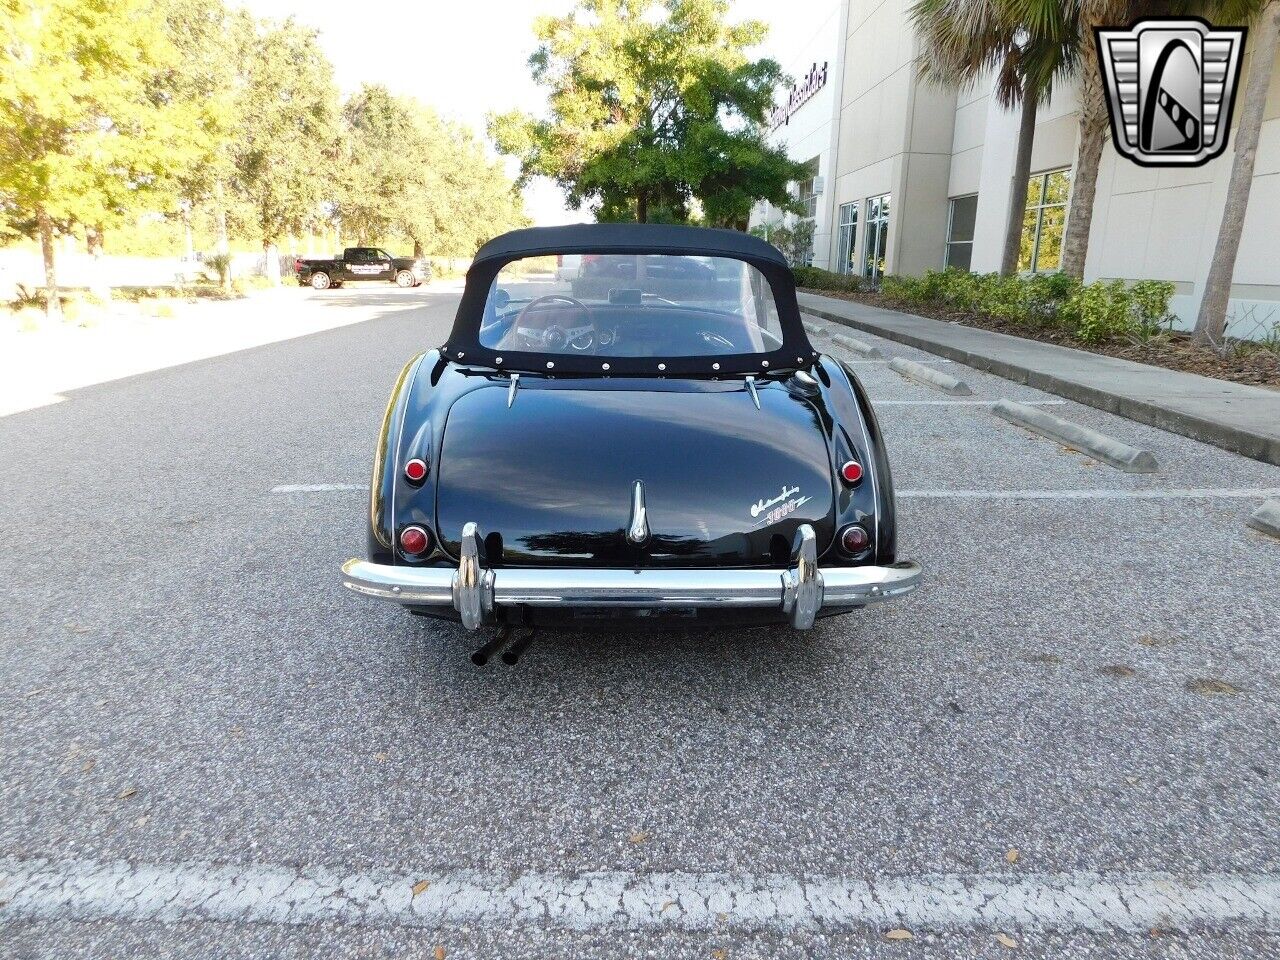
[799,291,1280,467]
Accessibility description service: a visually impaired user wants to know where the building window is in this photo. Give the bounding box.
[836,202,858,274]
[797,181,819,220]
[864,194,890,282]
[795,159,820,220]
[1019,170,1070,273]
[945,195,977,271]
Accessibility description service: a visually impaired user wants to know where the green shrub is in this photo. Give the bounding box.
[204,252,233,287]
[1129,279,1176,341]
[981,274,1027,321]
[879,274,924,302]
[792,265,864,293]
[942,270,987,310]
[1022,272,1082,325]
[1062,279,1133,343]
[821,265,1177,345]
[916,269,957,304]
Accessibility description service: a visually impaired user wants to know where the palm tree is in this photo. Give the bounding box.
[1052,0,1120,278]
[910,0,1077,275]
[1194,0,1280,345]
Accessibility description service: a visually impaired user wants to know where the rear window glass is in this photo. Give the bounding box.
[479,254,783,358]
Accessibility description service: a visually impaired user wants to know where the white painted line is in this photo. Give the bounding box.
[875,399,1065,406]
[899,488,1280,501]
[2,858,1279,932]
[271,483,368,493]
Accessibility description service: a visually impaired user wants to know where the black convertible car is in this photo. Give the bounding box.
[342,224,920,646]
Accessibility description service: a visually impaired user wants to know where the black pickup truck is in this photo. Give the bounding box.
[294,247,431,290]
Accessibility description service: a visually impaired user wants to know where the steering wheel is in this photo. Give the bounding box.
[515,294,595,352]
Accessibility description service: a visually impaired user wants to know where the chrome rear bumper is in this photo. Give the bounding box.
[342,523,921,630]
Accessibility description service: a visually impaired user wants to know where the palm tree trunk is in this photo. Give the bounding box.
[1059,10,1110,278]
[1194,0,1280,346]
[1002,87,1039,276]
[37,206,61,321]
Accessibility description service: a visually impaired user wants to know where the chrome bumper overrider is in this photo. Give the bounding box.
[341,523,921,630]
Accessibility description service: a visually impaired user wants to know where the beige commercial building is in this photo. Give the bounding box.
[780,0,1280,338]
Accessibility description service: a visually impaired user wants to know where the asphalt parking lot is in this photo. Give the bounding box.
[2,286,1278,958]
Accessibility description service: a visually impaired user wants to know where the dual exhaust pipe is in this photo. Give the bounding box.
[470,625,535,667]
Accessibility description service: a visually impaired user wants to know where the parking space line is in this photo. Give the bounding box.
[875,399,1065,406]
[271,483,368,493]
[899,488,1280,500]
[2,857,1278,932]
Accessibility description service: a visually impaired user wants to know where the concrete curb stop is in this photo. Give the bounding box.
[1246,499,1280,539]
[888,357,971,395]
[992,399,1159,473]
[802,320,827,337]
[830,332,882,357]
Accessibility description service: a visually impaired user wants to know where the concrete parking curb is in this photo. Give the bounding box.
[830,332,882,357]
[993,399,1160,473]
[802,320,826,337]
[1246,499,1280,539]
[889,357,972,395]
[798,293,1280,467]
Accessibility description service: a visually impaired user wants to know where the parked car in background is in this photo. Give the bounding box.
[294,247,431,290]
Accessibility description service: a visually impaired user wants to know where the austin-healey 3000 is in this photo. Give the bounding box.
[341,223,920,646]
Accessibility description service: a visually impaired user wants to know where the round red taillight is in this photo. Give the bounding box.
[399,526,430,556]
[840,460,863,484]
[840,524,870,554]
[404,458,428,483]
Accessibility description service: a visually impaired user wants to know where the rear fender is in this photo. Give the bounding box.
[815,356,897,565]
[367,352,430,564]
[369,354,495,566]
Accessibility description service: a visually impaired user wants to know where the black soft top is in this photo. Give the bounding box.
[472,223,788,268]
[444,223,813,378]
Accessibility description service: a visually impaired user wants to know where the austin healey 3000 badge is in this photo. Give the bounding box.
[750,485,811,526]
[1096,17,1245,168]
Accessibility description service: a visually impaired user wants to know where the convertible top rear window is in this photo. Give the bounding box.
[479,254,783,359]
